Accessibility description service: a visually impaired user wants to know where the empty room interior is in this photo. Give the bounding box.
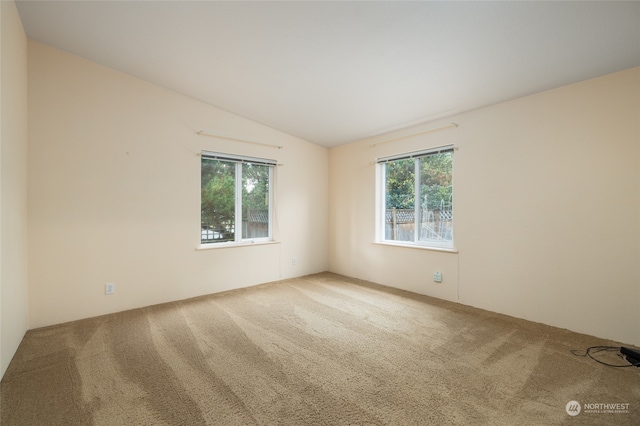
[1,1,639,424]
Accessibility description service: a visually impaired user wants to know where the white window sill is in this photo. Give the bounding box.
[197,240,280,251]
[374,241,458,254]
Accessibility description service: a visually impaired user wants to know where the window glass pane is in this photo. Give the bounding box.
[418,152,453,244]
[201,158,236,243]
[242,163,270,239]
[384,159,415,241]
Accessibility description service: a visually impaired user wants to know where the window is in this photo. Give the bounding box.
[377,146,454,249]
[201,152,274,245]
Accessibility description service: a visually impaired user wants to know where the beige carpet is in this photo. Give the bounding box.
[1,273,638,425]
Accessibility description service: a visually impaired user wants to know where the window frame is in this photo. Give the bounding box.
[200,151,275,248]
[376,146,455,251]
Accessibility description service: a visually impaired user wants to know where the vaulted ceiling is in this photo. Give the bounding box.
[16,1,640,147]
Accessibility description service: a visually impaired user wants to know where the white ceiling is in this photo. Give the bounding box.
[15,1,640,147]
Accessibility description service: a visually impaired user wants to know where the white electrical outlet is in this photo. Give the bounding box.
[292,257,297,266]
[105,283,115,295]
[433,272,443,283]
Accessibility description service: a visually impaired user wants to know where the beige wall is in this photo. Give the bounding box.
[27,41,328,328]
[329,67,640,346]
[1,0,29,378]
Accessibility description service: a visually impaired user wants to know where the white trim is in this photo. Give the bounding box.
[373,241,458,254]
[413,159,420,238]
[376,145,455,164]
[234,162,243,243]
[197,240,280,251]
[374,164,385,242]
[201,151,277,166]
[376,150,455,250]
[200,153,275,246]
